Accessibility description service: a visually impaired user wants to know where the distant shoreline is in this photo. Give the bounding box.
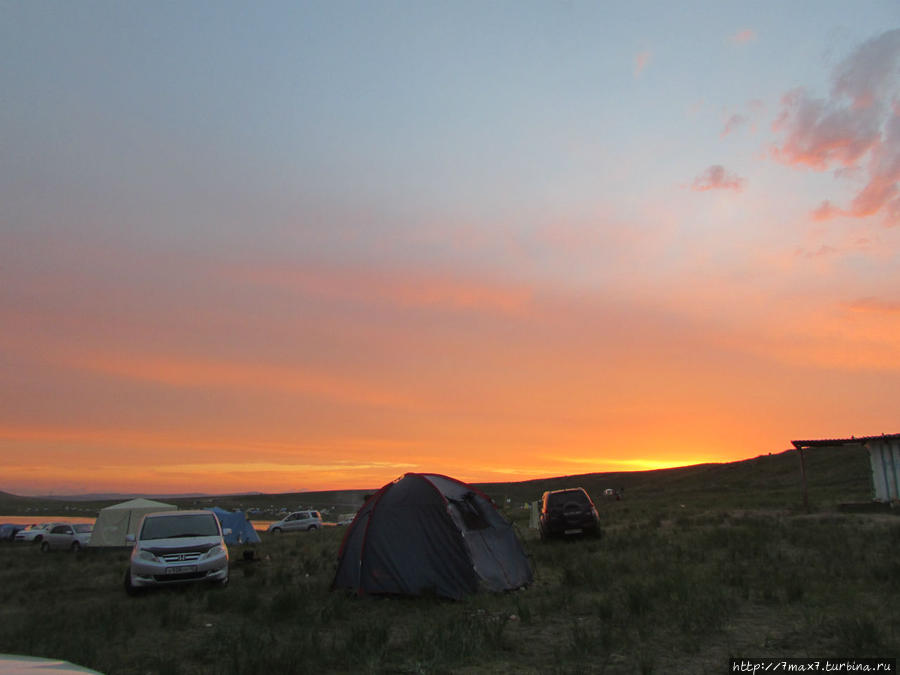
[0,514,278,532]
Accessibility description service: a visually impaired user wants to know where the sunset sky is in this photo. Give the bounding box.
[2,3,899,496]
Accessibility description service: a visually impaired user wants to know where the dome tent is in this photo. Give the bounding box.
[332,473,532,599]
[209,507,261,545]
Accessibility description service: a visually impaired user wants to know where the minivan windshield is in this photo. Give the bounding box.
[140,514,219,540]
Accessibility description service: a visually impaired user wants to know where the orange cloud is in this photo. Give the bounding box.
[227,263,534,317]
[844,297,900,314]
[69,352,416,410]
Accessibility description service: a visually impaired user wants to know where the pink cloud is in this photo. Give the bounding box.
[691,165,746,192]
[810,200,844,221]
[730,29,757,45]
[722,100,767,137]
[771,87,882,168]
[833,165,863,180]
[721,113,747,137]
[634,51,652,77]
[771,29,900,223]
[748,99,765,114]
[849,110,900,222]
[845,297,900,314]
[804,244,838,258]
[686,98,705,118]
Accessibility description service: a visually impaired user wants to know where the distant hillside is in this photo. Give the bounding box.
[185,489,376,514]
[0,445,874,517]
[36,492,265,502]
[0,490,43,515]
[194,445,873,515]
[476,445,872,511]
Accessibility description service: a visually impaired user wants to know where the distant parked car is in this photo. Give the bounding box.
[124,510,230,595]
[40,523,93,552]
[14,523,53,543]
[539,488,601,540]
[267,511,322,533]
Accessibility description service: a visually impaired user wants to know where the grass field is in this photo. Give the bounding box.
[0,446,897,674]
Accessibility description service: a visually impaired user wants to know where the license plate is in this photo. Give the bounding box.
[564,528,583,535]
[166,566,197,574]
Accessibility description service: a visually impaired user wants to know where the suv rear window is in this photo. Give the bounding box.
[547,490,591,508]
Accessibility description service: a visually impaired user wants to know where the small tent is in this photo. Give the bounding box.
[0,524,24,541]
[332,473,532,599]
[209,507,261,545]
[89,498,176,547]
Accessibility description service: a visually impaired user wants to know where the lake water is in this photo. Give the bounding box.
[0,515,278,531]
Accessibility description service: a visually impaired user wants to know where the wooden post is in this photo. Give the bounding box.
[798,447,809,512]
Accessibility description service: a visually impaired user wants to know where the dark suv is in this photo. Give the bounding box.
[539,488,601,540]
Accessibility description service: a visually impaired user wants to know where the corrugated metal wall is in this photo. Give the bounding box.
[868,440,900,501]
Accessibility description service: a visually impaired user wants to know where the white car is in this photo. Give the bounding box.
[124,510,230,595]
[40,523,93,552]
[14,523,53,544]
[267,510,323,533]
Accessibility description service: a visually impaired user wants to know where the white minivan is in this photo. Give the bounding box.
[267,510,323,533]
[124,510,230,595]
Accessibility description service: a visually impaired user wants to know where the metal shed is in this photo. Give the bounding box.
[791,433,900,506]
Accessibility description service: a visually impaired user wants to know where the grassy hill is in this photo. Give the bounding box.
[481,444,872,514]
[1,445,874,519]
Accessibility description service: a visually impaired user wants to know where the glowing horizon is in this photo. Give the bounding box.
[3,452,743,497]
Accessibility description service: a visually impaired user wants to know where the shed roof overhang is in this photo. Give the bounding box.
[791,433,900,450]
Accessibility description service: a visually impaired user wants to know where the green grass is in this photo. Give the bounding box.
[0,446,896,673]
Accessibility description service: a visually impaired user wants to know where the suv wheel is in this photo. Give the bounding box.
[307,525,318,532]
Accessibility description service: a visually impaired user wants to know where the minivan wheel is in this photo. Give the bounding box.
[124,570,140,597]
[40,541,50,553]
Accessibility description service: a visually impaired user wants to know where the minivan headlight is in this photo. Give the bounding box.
[201,544,227,560]
[137,550,160,563]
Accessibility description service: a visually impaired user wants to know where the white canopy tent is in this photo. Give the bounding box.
[88,498,176,547]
